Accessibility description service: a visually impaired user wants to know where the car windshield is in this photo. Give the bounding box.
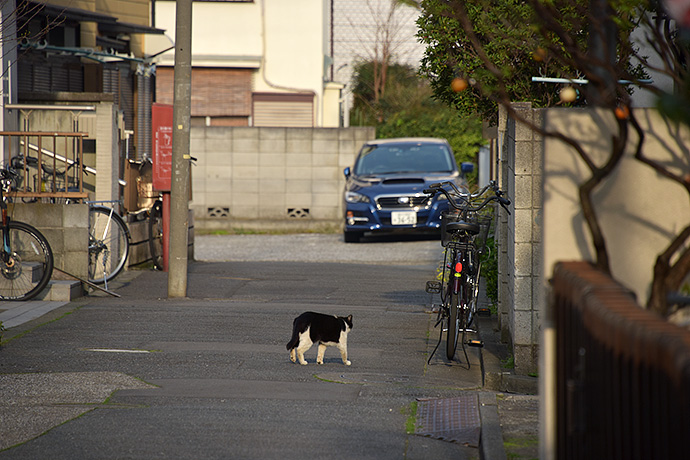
[354,143,455,175]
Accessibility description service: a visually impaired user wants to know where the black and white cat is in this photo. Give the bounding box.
[286,312,353,366]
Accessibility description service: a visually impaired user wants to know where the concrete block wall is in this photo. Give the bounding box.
[498,103,542,375]
[190,126,375,229]
[95,102,120,203]
[9,203,90,281]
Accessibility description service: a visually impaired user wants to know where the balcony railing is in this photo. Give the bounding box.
[0,131,91,201]
[552,261,690,459]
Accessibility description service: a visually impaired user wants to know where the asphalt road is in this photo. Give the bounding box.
[0,233,488,459]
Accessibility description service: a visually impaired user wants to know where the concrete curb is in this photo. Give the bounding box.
[477,314,539,460]
[478,315,539,395]
[478,391,508,460]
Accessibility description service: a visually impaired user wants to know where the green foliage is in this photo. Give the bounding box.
[481,236,498,304]
[403,400,419,434]
[417,0,564,122]
[416,0,648,122]
[350,61,426,126]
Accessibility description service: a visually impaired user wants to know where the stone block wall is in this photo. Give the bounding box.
[10,203,89,280]
[189,126,375,229]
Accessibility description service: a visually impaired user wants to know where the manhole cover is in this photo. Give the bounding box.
[415,394,481,446]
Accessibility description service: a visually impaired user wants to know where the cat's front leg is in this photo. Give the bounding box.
[296,349,308,365]
[290,349,296,363]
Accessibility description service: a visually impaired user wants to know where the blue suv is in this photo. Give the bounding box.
[343,137,472,243]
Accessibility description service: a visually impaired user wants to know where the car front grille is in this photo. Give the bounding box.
[377,195,430,209]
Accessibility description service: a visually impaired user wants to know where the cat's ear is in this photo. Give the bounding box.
[347,315,353,323]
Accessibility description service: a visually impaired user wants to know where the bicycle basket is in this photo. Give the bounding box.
[474,214,493,255]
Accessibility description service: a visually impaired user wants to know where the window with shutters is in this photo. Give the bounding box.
[252,93,314,127]
[156,67,252,126]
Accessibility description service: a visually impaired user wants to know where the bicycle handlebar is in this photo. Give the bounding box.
[424,180,511,215]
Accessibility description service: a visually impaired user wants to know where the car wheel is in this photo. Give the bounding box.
[344,231,363,243]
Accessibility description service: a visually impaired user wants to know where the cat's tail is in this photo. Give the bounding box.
[286,325,299,351]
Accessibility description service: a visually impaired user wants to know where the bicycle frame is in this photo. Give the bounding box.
[1,188,12,261]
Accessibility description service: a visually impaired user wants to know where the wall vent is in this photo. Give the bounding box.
[287,208,310,218]
[207,207,229,218]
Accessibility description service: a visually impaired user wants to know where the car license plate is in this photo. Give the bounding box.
[391,211,416,225]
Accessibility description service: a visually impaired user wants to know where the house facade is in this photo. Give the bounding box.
[1,0,165,205]
[151,0,344,128]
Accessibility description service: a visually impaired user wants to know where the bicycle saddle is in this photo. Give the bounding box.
[446,220,480,235]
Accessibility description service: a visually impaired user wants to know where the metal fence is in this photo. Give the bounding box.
[0,131,90,201]
[552,261,690,459]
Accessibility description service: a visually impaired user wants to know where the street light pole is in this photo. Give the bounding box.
[168,0,193,298]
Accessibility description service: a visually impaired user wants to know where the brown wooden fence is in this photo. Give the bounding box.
[552,261,690,459]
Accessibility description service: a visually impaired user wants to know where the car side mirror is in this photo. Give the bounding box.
[344,167,351,178]
[461,162,474,174]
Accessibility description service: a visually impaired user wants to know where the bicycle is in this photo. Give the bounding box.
[0,166,54,300]
[424,180,511,365]
[148,198,164,270]
[87,201,131,289]
[10,153,131,287]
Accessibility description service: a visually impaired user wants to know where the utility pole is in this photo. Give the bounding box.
[168,0,193,298]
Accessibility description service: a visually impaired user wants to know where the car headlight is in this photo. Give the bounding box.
[345,191,370,203]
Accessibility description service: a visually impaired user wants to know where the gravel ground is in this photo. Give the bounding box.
[194,233,442,265]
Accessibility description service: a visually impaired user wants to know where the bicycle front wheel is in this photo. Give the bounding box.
[0,221,54,300]
[148,200,163,270]
[88,206,130,284]
[466,262,482,329]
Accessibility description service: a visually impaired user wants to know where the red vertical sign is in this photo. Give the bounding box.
[152,103,174,191]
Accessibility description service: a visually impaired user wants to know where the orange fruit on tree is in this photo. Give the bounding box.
[615,105,630,120]
[533,47,547,62]
[451,77,468,93]
[559,87,577,103]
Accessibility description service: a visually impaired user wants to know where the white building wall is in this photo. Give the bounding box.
[152,0,329,126]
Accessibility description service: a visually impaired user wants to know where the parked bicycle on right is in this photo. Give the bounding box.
[424,180,511,365]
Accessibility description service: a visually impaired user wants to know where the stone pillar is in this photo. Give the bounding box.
[497,102,542,375]
[95,102,120,203]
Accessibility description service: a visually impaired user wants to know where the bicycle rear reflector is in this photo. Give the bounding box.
[455,262,463,273]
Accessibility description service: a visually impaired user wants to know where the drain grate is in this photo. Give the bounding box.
[415,394,481,446]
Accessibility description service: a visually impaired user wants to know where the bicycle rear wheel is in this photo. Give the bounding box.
[0,221,54,300]
[88,206,130,284]
[148,200,163,270]
[446,287,460,360]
